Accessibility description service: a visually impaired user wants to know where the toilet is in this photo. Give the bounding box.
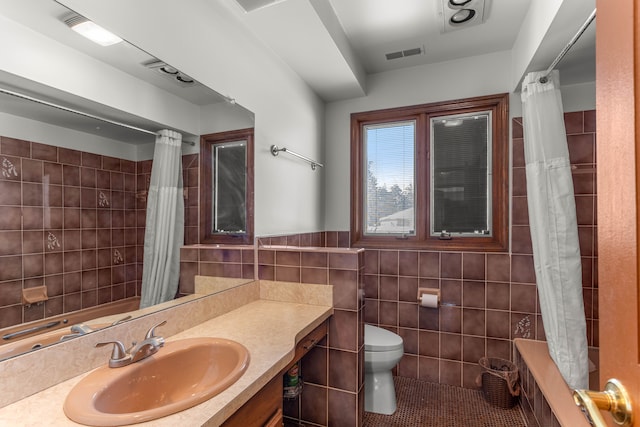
[364,324,404,415]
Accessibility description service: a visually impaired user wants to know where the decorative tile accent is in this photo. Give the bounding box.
[514,315,532,339]
[1,158,18,179]
[98,191,110,207]
[113,249,124,265]
[46,232,61,251]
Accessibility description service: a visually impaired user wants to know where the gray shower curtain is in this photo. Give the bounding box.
[520,70,588,390]
[140,129,185,309]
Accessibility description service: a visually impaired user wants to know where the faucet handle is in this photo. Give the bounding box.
[110,315,132,326]
[96,340,129,366]
[145,320,167,340]
[70,323,94,334]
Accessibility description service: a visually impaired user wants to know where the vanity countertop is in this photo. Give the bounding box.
[0,298,333,426]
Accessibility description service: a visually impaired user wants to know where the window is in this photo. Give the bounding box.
[351,93,509,251]
[200,128,254,244]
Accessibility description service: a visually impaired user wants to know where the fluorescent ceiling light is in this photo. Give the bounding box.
[64,15,123,46]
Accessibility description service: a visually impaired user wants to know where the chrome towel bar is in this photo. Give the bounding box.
[270,145,324,170]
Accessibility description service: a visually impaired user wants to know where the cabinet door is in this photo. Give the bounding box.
[221,377,282,427]
[264,408,283,427]
[223,321,327,427]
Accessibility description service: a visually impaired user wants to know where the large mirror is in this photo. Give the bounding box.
[0,0,255,360]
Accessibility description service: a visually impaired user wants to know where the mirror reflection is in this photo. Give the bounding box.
[0,1,255,360]
[213,141,247,234]
[0,276,250,361]
[200,128,255,245]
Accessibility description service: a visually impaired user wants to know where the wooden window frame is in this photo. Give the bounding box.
[200,128,254,245]
[350,93,509,251]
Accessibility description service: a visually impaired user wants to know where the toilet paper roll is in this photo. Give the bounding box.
[420,293,439,308]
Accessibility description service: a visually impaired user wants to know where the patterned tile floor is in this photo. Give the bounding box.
[363,376,528,427]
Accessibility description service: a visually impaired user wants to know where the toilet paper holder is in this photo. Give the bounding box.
[417,287,440,304]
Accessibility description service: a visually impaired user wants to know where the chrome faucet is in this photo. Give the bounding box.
[96,320,167,368]
[70,323,95,334]
[60,315,133,341]
[59,323,95,341]
[129,321,166,363]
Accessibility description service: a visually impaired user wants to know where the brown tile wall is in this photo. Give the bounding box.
[178,245,255,295]
[257,246,365,427]
[0,138,200,330]
[361,110,598,389]
[256,110,597,426]
[0,136,140,329]
[257,231,351,248]
[4,109,592,420]
[182,153,199,245]
[176,151,256,294]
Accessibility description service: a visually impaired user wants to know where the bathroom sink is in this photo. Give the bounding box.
[63,337,250,426]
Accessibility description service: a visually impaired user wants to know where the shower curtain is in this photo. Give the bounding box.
[521,70,588,390]
[140,129,185,309]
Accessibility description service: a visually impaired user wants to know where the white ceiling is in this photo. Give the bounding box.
[0,0,231,144]
[0,0,596,141]
[231,0,595,100]
[328,0,532,74]
[0,0,225,106]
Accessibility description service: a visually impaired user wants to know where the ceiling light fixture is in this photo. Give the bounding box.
[159,66,179,75]
[64,15,123,46]
[450,9,476,24]
[176,74,194,84]
[440,0,486,32]
[143,60,198,87]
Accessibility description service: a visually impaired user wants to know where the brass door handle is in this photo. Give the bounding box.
[573,379,633,426]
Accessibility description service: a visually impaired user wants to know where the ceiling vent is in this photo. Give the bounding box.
[143,60,198,88]
[440,0,488,33]
[234,0,286,13]
[385,47,424,61]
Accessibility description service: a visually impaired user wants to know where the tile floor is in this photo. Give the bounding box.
[362,377,528,427]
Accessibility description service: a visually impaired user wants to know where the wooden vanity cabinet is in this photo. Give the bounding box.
[281,320,328,374]
[221,320,328,427]
[221,376,282,427]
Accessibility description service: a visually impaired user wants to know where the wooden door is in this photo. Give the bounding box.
[597,0,640,424]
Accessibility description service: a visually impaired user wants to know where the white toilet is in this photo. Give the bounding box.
[364,324,404,415]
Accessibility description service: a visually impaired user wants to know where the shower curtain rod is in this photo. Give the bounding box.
[0,86,196,146]
[539,8,596,84]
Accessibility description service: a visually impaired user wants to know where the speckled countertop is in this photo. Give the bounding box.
[0,281,333,427]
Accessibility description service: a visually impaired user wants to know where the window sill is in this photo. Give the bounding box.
[351,236,508,252]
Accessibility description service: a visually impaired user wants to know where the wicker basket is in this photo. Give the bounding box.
[478,357,520,409]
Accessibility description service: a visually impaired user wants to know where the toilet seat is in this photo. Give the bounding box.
[364,324,403,352]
